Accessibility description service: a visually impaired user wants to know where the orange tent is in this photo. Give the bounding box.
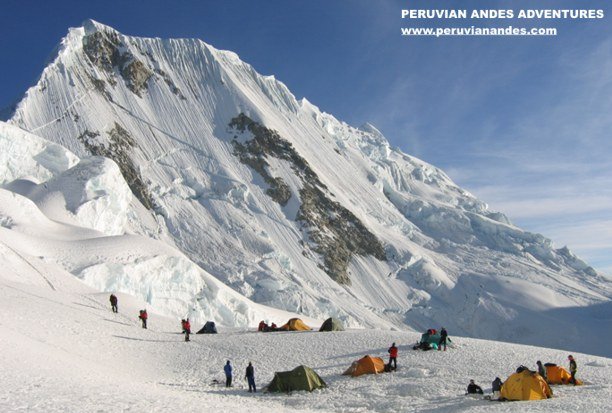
[545,364,583,385]
[279,318,312,331]
[343,355,386,377]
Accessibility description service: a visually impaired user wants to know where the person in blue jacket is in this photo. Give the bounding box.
[224,360,233,387]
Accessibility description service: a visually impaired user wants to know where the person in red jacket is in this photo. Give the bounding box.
[183,318,191,342]
[139,309,148,329]
[388,342,398,371]
[258,320,268,332]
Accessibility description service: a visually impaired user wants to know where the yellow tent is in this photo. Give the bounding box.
[501,370,553,401]
[545,364,583,385]
[279,318,312,331]
[342,355,386,377]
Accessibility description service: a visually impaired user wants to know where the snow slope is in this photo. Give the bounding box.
[3,20,612,355]
[0,257,611,413]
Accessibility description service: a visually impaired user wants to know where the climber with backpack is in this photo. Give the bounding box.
[138,309,148,329]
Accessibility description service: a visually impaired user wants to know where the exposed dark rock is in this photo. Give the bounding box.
[231,131,292,206]
[86,74,112,100]
[119,59,152,97]
[229,113,386,284]
[82,30,120,76]
[83,29,152,96]
[77,124,155,210]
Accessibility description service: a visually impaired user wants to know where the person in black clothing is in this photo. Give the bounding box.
[438,327,448,351]
[466,379,484,394]
[245,362,256,392]
[491,377,503,399]
[568,355,577,385]
[536,360,547,381]
[109,294,118,313]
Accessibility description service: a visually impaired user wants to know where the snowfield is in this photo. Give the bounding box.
[1,264,610,412]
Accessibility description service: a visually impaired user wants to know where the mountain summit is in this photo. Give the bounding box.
[5,20,611,353]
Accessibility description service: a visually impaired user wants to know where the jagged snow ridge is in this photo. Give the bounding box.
[6,20,611,355]
[26,156,133,236]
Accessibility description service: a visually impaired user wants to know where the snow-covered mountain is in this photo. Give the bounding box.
[2,20,611,355]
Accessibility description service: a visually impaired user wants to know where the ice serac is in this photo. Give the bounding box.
[0,121,79,186]
[6,20,612,351]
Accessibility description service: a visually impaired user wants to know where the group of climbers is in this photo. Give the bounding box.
[257,320,278,332]
[223,360,257,392]
[467,356,580,400]
[108,293,148,329]
[413,327,450,351]
[106,295,585,399]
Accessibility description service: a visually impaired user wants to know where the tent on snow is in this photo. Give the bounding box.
[342,355,386,377]
[419,332,441,346]
[500,369,553,401]
[279,318,312,331]
[196,321,218,334]
[266,365,326,392]
[545,363,583,385]
[319,317,344,332]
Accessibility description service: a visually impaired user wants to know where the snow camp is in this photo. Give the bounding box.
[0,3,611,412]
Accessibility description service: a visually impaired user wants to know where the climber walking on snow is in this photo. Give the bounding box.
[138,309,148,329]
[109,293,118,313]
[181,318,191,342]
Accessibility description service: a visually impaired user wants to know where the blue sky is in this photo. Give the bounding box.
[1,0,611,274]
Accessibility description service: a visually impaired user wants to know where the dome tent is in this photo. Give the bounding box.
[279,318,312,331]
[266,365,326,392]
[342,355,386,377]
[501,369,553,401]
[319,317,344,332]
[545,363,583,385]
[196,321,217,334]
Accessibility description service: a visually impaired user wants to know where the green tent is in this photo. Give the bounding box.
[266,365,327,393]
[420,332,441,345]
[319,317,344,332]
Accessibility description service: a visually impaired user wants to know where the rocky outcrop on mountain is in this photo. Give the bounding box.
[83,26,152,97]
[77,124,154,210]
[230,114,386,284]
